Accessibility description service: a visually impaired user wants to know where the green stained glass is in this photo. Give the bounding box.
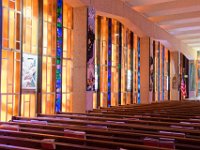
[57,8,61,14]
[56,59,60,64]
[57,22,62,27]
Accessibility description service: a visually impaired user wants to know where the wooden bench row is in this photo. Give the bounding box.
[0,100,200,149]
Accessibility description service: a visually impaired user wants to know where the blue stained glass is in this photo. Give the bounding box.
[56,81,60,85]
[56,80,61,84]
[57,33,62,37]
[57,0,62,7]
[57,41,62,46]
[56,0,63,112]
[137,38,141,104]
[108,94,111,100]
[57,47,62,51]
[57,52,62,57]
[57,32,62,37]
[57,27,62,32]
[107,19,112,107]
[57,43,62,47]
[57,50,62,54]
[108,50,111,55]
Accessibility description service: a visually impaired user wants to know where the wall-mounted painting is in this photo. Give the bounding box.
[22,54,37,90]
[86,7,95,91]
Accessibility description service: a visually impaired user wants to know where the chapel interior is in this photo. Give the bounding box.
[0,0,200,149]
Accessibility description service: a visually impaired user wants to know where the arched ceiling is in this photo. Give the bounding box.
[124,0,200,51]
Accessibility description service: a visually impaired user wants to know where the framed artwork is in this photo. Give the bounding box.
[86,7,95,91]
[22,54,37,90]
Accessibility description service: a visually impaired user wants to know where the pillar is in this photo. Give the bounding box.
[140,37,150,104]
[170,52,179,100]
[72,7,87,113]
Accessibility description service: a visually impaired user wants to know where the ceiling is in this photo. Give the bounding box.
[124,0,200,51]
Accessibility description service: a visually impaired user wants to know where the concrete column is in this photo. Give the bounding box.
[72,7,87,113]
[140,37,150,104]
[170,52,179,100]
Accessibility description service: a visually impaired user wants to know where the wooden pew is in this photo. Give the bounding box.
[38,113,200,130]
[0,132,107,150]
[5,101,200,150]
[0,143,39,150]
[0,123,169,150]
[12,116,200,138]
[9,115,199,148]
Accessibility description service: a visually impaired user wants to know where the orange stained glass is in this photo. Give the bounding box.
[2,0,9,7]
[2,8,9,46]
[47,23,52,55]
[0,0,44,121]
[1,95,7,121]
[43,22,48,50]
[43,0,48,21]
[99,18,108,107]
[1,50,21,121]
[121,26,126,105]
[16,0,21,11]
[21,94,36,117]
[21,0,38,118]
[63,0,73,28]
[100,92,107,107]
[62,93,72,112]
[133,34,138,103]
[93,93,97,109]
[42,0,57,114]
[9,1,15,9]
[111,19,120,106]
[61,1,73,112]
[9,10,15,49]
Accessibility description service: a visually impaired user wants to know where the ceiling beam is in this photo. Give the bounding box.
[182,38,200,43]
[176,34,200,40]
[158,17,200,26]
[149,11,200,23]
[161,22,200,30]
[169,26,200,33]
[188,43,200,46]
[170,30,200,35]
[133,0,200,13]
[147,6,200,17]
[124,0,174,7]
